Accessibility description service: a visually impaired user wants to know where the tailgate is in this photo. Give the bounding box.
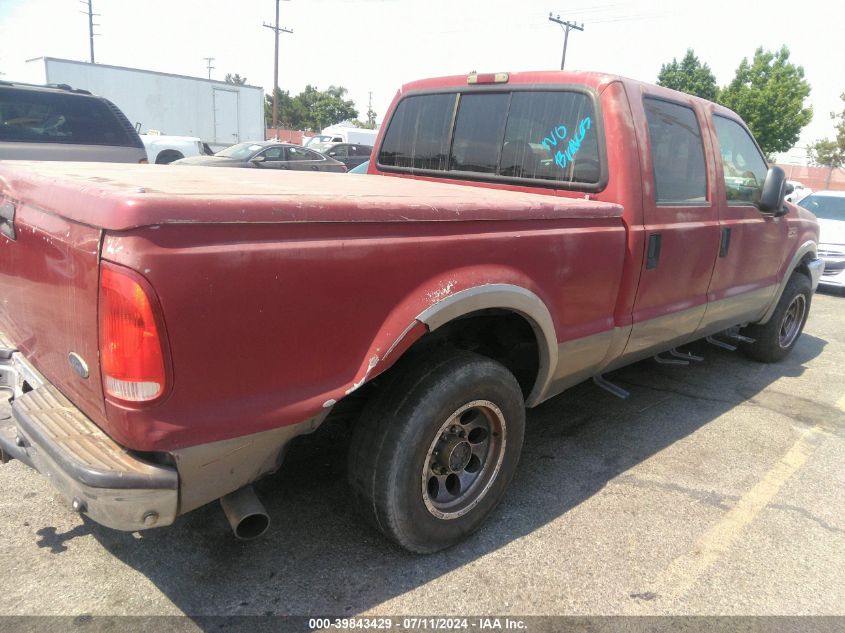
[0,192,107,424]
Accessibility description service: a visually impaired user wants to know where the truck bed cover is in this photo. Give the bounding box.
[0,161,622,230]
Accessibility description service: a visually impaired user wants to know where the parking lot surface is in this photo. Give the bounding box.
[0,292,843,622]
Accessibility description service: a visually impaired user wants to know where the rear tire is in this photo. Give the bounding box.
[347,349,525,553]
[740,272,812,363]
[155,150,184,165]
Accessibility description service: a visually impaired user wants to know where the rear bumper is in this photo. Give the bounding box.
[0,337,178,531]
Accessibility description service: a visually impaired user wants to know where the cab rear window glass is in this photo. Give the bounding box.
[378,93,455,170]
[0,88,134,146]
[378,89,601,188]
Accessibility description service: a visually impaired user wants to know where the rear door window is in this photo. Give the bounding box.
[643,98,708,204]
[378,89,601,189]
[0,87,135,147]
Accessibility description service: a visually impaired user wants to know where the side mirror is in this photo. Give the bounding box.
[784,182,795,195]
[251,156,266,164]
[759,165,788,216]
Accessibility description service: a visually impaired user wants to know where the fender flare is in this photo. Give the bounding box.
[414,284,558,406]
[758,239,817,325]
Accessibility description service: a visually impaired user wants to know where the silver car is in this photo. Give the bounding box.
[798,190,845,290]
[0,82,147,163]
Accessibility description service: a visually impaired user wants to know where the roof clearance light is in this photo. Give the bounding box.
[467,72,509,85]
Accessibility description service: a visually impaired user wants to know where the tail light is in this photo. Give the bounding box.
[99,263,168,403]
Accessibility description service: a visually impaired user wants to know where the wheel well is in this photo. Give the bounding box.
[155,150,184,164]
[407,309,540,398]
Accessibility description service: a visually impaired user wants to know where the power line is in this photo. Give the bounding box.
[548,13,584,71]
[79,0,99,63]
[263,0,294,132]
[203,57,215,80]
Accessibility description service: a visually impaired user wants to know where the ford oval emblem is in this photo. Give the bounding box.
[68,353,89,379]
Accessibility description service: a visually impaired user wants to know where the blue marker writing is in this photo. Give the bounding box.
[552,117,591,169]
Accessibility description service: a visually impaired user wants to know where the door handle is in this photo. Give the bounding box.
[719,227,732,257]
[646,233,662,269]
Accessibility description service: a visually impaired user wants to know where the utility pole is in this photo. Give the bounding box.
[79,0,99,63]
[203,57,215,80]
[263,0,293,132]
[548,13,584,70]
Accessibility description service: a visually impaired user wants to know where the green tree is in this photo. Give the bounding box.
[807,93,845,168]
[718,46,812,157]
[264,88,306,129]
[657,49,718,101]
[224,73,247,85]
[264,85,358,131]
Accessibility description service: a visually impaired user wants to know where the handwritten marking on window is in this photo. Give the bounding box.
[540,117,592,169]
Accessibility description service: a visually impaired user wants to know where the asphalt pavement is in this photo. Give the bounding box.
[0,290,843,627]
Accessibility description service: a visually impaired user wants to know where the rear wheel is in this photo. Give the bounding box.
[740,272,812,362]
[347,349,525,553]
[155,150,184,165]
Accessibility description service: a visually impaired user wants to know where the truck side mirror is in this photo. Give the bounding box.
[784,182,795,196]
[758,166,788,216]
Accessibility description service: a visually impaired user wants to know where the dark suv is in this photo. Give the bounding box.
[0,82,147,163]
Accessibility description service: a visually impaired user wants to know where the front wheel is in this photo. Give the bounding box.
[347,349,525,553]
[740,272,812,363]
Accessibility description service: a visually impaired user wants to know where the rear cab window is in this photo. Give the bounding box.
[0,87,139,147]
[377,88,604,191]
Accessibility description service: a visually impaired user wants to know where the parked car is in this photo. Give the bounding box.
[322,143,373,170]
[0,70,821,553]
[799,190,845,289]
[140,132,213,165]
[786,180,812,204]
[0,80,147,163]
[173,141,346,172]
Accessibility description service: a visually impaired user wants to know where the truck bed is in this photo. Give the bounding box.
[0,162,622,229]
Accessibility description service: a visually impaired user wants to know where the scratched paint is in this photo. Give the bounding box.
[540,117,592,170]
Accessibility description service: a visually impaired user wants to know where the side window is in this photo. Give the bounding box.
[503,91,598,184]
[286,147,321,161]
[259,146,284,161]
[328,145,348,158]
[449,93,509,173]
[644,98,708,204]
[378,93,455,170]
[713,116,768,205]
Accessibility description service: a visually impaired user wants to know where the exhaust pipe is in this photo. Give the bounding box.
[219,486,270,540]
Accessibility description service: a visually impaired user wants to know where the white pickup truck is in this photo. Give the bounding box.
[139,133,213,165]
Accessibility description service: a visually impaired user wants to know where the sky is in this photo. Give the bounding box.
[0,0,842,163]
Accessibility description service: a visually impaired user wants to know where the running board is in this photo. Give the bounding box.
[592,374,630,399]
[669,348,704,362]
[705,335,736,351]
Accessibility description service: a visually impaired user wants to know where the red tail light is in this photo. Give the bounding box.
[99,263,167,403]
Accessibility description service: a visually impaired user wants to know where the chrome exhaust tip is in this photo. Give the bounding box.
[219,485,270,540]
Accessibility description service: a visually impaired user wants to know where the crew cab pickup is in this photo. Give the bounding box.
[0,71,824,553]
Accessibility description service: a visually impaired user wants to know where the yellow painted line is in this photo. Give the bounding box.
[651,422,827,601]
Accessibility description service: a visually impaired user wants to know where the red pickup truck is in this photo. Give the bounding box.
[0,71,823,553]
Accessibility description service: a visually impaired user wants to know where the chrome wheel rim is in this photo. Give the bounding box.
[421,400,506,520]
[778,294,806,348]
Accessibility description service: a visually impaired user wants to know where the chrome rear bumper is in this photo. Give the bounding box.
[0,334,178,531]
